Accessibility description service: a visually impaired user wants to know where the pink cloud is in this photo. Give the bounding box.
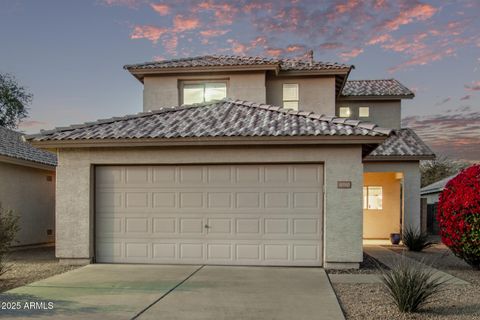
[465,81,480,91]
[102,0,143,7]
[367,34,391,45]
[265,48,283,57]
[162,34,178,54]
[380,3,438,31]
[340,48,363,60]
[199,29,229,37]
[130,25,168,43]
[319,42,344,50]
[173,15,200,32]
[402,109,480,161]
[335,0,360,14]
[286,44,306,53]
[150,3,170,15]
[388,47,455,72]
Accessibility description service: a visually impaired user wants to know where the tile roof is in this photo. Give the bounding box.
[27,99,391,142]
[365,128,435,160]
[0,126,57,166]
[124,55,352,72]
[421,174,457,195]
[341,79,414,97]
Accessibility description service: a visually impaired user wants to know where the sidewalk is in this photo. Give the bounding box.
[363,245,469,285]
[329,245,470,285]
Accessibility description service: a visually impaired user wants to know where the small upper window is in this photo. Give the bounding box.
[283,83,299,110]
[183,82,227,105]
[363,186,383,210]
[359,106,370,117]
[339,107,351,118]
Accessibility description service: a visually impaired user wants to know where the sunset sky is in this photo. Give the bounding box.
[0,0,479,161]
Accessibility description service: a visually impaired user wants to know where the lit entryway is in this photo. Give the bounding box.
[95,164,323,266]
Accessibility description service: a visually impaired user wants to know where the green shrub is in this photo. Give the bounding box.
[0,204,20,276]
[402,227,433,252]
[379,258,446,313]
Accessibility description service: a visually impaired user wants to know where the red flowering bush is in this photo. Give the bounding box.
[437,164,480,269]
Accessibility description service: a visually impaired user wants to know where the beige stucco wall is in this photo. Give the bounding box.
[363,172,401,239]
[0,162,55,246]
[336,100,401,129]
[143,72,266,111]
[364,161,421,233]
[56,145,364,267]
[266,76,336,115]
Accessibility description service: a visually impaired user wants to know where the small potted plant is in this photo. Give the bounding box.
[390,232,401,245]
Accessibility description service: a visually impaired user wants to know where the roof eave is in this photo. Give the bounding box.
[338,94,415,101]
[29,135,388,149]
[278,68,351,77]
[0,154,56,171]
[126,65,280,82]
[363,154,436,161]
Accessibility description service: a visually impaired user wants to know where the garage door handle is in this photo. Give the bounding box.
[204,224,210,229]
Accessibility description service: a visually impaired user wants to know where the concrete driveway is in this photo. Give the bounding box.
[0,264,345,320]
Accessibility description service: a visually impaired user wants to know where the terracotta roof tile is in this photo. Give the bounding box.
[342,79,414,97]
[365,128,435,159]
[0,126,57,166]
[124,55,351,72]
[27,99,391,142]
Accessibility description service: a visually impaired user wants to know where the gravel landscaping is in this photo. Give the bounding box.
[332,245,480,319]
[327,253,389,274]
[0,246,79,293]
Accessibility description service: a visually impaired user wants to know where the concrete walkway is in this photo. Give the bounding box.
[0,264,345,320]
[364,245,469,285]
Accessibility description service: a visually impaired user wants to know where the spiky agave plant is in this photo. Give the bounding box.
[379,257,446,313]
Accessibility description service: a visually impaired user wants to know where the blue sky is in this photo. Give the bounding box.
[0,0,479,160]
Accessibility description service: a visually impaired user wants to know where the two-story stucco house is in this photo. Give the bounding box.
[27,55,434,268]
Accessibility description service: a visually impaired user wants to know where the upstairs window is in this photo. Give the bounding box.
[283,83,299,110]
[359,106,370,117]
[182,82,227,105]
[339,106,351,118]
[363,186,383,210]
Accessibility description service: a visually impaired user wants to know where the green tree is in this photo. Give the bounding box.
[0,73,32,129]
[420,156,469,187]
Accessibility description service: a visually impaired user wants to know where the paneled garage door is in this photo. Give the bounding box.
[95,164,323,266]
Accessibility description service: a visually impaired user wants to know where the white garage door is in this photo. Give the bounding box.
[95,164,323,266]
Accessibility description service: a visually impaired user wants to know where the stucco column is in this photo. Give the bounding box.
[402,162,421,231]
[323,149,363,269]
[56,149,93,264]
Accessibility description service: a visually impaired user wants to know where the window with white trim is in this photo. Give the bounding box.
[363,186,383,210]
[339,106,351,117]
[282,83,299,110]
[182,82,227,105]
[359,106,370,117]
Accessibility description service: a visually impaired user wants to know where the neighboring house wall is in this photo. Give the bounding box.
[363,172,401,239]
[266,76,336,115]
[143,72,267,111]
[0,162,55,246]
[336,100,401,129]
[364,161,421,232]
[422,192,440,204]
[56,145,363,268]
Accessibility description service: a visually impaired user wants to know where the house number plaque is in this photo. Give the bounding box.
[337,181,352,189]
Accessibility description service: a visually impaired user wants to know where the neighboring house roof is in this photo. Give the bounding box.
[421,174,458,195]
[27,99,392,143]
[341,79,414,99]
[124,55,352,73]
[0,126,57,167]
[365,128,435,160]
